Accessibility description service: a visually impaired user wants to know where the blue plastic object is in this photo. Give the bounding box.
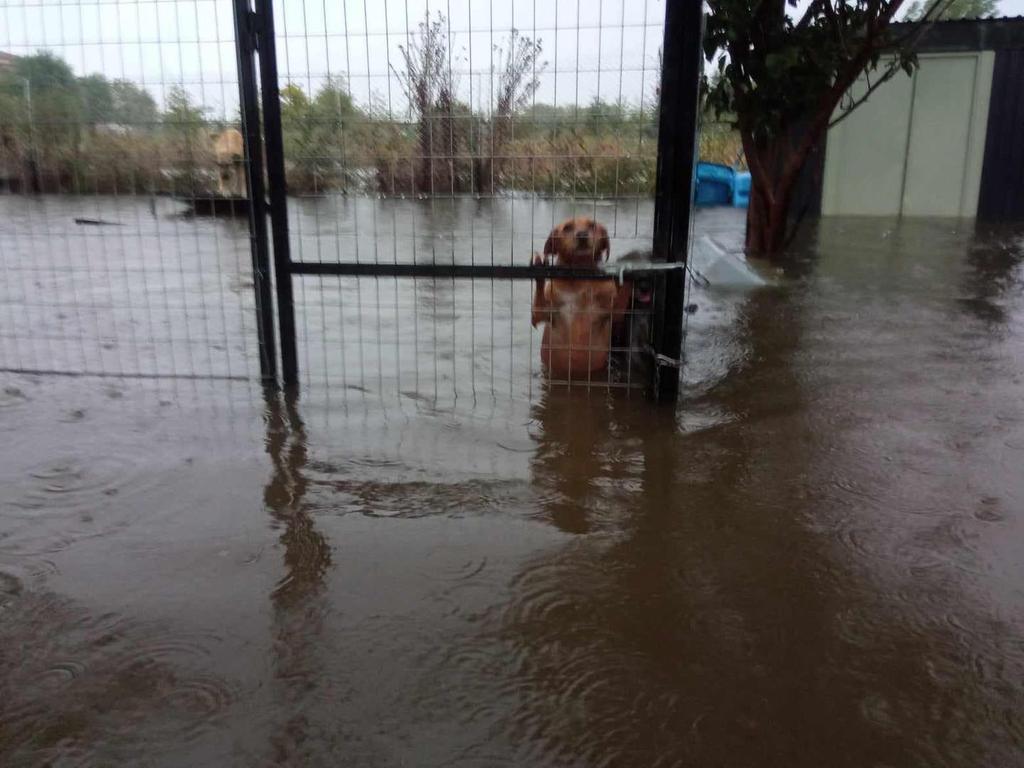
[732,171,751,208]
[694,161,749,209]
[694,162,734,206]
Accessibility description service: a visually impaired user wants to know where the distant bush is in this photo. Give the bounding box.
[700,122,746,169]
[0,49,744,198]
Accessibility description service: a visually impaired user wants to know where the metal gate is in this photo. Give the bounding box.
[233,0,701,402]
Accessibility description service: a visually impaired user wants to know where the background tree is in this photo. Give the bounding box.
[280,82,316,188]
[161,85,212,189]
[903,0,996,19]
[478,29,545,191]
[162,86,208,138]
[280,77,366,191]
[394,13,458,193]
[704,0,954,257]
[110,80,159,128]
[77,74,114,129]
[0,52,82,187]
[77,76,162,192]
[0,52,164,191]
[394,15,544,194]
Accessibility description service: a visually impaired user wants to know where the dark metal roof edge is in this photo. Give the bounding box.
[889,17,1024,52]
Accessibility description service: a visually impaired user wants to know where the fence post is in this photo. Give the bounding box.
[233,0,277,384]
[253,0,299,388]
[651,0,703,403]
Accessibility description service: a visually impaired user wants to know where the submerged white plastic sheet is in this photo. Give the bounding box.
[689,236,767,289]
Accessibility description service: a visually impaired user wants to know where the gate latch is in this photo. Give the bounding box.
[654,353,683,369]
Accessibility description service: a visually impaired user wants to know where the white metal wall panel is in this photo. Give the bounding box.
[821,52,995,218]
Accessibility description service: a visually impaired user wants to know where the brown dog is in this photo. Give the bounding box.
[531,217,625,379]
[213,128,245,197]
[539,215,610,267]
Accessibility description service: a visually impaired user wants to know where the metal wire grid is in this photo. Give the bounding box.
[0,0,667,396]
[273,0,665,397]
[0,0,261,381]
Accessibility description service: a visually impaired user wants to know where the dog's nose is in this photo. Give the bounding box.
[575,230,590,243]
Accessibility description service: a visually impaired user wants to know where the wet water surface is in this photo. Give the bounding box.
[2,209,1024,766]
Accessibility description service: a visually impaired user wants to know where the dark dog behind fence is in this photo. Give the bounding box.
[0,0,700,401]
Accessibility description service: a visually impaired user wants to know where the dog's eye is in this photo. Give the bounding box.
[563,223,572,232]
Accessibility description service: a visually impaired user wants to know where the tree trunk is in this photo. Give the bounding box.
[744,173,791,257]
[741,123,821,260]
[416,112,432,194]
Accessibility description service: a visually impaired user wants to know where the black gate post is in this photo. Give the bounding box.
[651,0,704,403]
[253,0,298,388]
[233,0,277,384]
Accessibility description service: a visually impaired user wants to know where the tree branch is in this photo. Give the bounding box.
[828,0,958,131]
[822,0,848,55]
[796,0,830,31]
[768,0,909,208]
[827,59,903,128]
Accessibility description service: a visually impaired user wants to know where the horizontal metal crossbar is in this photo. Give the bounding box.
[289,262,680,280]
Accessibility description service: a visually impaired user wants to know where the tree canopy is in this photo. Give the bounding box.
[0,52,160,132]
[110,79,159,126]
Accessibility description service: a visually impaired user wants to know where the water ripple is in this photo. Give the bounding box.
[2,450,176,556]
[0,385,29,409]
[0,588,235,761]
[10,455,138,512]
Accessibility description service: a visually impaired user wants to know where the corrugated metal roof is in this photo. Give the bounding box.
[891,15,1024,51]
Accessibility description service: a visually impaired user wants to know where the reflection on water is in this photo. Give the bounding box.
[263,389,336,763]
[2,211,1024,766]
[959,223,1024,327]
[265,390,328,606]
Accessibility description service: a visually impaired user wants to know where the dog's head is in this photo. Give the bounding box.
[615,249,658,307]
[543,216,610,266]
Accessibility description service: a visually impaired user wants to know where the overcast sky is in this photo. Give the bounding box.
[3,0,1023,117]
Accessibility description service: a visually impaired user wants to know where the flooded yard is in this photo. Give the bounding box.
[1,199,1023,766]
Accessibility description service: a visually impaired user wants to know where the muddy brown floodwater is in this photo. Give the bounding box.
[1,206,1024,767]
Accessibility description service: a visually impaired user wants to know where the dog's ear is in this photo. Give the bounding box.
[543,230,559,259]
[596,224,610,262]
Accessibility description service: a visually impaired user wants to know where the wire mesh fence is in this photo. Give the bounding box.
[0,0,262,380]
[0,0,696,399]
